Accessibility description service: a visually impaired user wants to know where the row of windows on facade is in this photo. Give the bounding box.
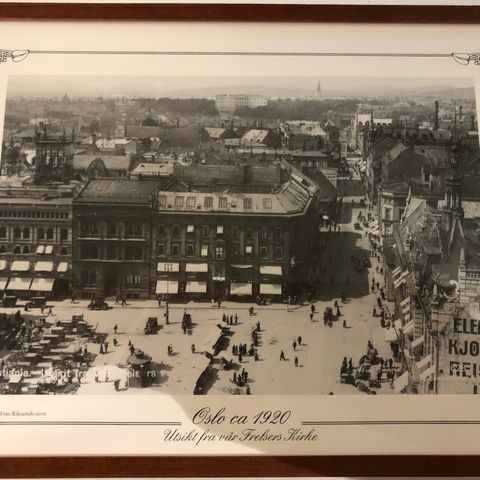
[81,244,144,261]
[80,243,284,261]
[157,243,284,259]
[81,222,144,238]
[158,224,284,239]
[159,195,273,210]
[0,244,69,255]
[0,210,70,219]
[80,222,286,240]
[0,227,69,241]
[82,270,140,287]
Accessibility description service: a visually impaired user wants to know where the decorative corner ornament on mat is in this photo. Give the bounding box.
[0,50,30,64]
[452,52,480,66]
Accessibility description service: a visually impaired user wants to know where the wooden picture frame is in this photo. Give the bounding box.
[0,3,480,477]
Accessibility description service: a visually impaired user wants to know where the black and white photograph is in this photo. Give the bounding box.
[0,74,477,396]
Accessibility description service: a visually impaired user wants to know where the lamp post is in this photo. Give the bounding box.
[164,263,173,323]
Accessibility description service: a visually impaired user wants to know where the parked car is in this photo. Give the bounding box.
[26,296,47,309]
[144,317,159,335]
[2,296,17,308]
[88,298,109,311]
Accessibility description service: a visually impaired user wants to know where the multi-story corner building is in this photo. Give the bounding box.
[72,179,158,299]
[0,186,75,298]
[385,150,480,394]
[152,166,322,301]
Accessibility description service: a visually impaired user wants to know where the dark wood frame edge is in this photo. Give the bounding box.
[2,455,480,477]
[0,3,480,22]
[1,3,480,476]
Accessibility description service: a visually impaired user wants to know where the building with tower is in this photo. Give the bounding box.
[34,127,75,184]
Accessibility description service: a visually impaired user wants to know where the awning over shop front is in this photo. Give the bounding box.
[186,263,208,273]
[0,277,9,290]
[411,335,424,349]
[157,262,179,273]
[31,277,55,292]
[36,245,45,254]
[231,264,253,269]
[155,280,179,294]
[260,283,282,295]
[230,282,252,296]
[34,261,54,273]
[186,281,207,293]
[11,261,30,272]
[44,245,53,255]
[402,320,415,335]
[416,354,432,370]
[57,262,68,273]
[394,371,409,394]
[419,364,435,381]
[0,260,6,271]
[322,215,329,220]
[7,277,32,291]
[260,265,282,276]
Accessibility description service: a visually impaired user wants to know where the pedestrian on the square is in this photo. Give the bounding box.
[311,304,316,314]
[70,292,76,304]
[230,315,234,324]
[389,358,393,369]
[121,294,127,307]
[233,372,237,383]
[105,371,109,382]
[114,323,118,334]
[377,297,382,308]
[246,385,251,395]
[115,295,120,305]
[336,306,341,317]
[238,354,243,363]
[104,341,109,353]
[95,372,99,382]
[298,336,302,345]
[373,306,377,317]
[128,340,132,347]
[99,343,104,354]
[309,312,314,321]
[334,299,338,308]
[217,299,221,308]
[129,345,135,355]
[292,340,297,351]
[113,337,118,347]
[294,356,299,367]
[280,350,285,361]
[222,313,226,323]
[234,313,239,324]
[348,358,353,371]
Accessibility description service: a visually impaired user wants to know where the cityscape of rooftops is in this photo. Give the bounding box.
[0,75,478,395]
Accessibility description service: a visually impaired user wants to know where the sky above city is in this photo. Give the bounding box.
[6,75,475,99]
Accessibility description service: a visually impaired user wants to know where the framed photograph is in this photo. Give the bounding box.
[0,4,480,476]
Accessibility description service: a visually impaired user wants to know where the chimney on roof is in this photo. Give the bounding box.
[434,100,439,130]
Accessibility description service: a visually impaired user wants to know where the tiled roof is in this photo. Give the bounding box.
[75,179,157,205]
[242,129,270,143]
[157,173,314,216]
[73,155,131,171]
